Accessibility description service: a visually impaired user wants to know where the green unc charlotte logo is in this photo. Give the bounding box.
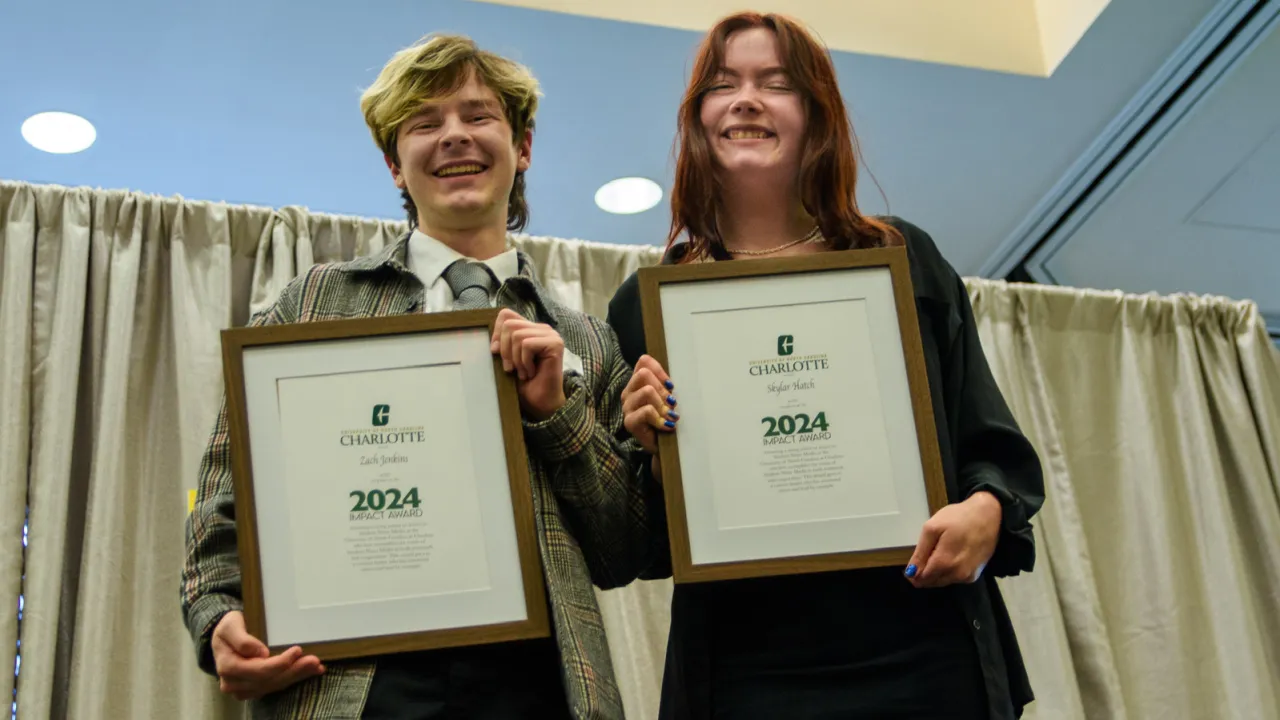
[777,334,795,356]
[371,404,391,427]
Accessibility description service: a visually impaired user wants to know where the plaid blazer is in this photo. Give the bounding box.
[181,235,657,719]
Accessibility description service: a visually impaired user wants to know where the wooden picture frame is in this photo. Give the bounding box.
[638,247,948,583]
[220,309,549,661]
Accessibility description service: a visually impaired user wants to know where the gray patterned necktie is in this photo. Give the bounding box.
[442,260,499,311]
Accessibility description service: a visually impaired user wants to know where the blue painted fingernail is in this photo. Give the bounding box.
[904,564,918,578]
[664,380,674,390]
[666,395,676,406]
[664,420,675,429]
[668,411,680,420]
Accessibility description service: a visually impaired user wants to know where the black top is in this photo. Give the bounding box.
[605,217,1045,720]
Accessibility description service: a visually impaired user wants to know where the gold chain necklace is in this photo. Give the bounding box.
[725,226,824,257]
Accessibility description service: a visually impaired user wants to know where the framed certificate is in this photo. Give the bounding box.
[638,247,948,583]
[220,309,549,661]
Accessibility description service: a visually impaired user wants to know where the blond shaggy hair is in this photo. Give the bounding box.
[360,34,541,230]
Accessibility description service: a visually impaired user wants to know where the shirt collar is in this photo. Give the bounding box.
[338,229,562,327]
[407,228,519,290]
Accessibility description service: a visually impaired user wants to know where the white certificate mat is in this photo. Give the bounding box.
[662,267,931,566]
[277,365,491,610]
[241,328,528,647]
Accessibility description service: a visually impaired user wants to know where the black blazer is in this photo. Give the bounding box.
[606,216,1045,719]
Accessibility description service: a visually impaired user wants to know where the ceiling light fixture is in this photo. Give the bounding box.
[21,111,97,154]
[594,177,662,215]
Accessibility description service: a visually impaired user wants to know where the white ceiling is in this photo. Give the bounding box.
[475,0,1112,75]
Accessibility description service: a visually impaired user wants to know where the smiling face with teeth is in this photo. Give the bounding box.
[668,13,900,258]
[389,71,532,233]
[699,27,806,182]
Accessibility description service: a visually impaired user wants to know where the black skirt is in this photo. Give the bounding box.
[664,566,991,720]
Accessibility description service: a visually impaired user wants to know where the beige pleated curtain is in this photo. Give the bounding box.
[2,179,1278,720]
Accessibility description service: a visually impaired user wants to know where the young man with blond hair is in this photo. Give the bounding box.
[181,34,654,719]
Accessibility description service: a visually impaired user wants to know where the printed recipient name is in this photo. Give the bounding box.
[361,453,409,466]
[767,378,816,396]
[341,430,426,446]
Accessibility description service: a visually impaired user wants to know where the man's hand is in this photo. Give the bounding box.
[904,491,1003,588]
[491,308,567,421]
[211,611,324,701]
[621,355,677,481]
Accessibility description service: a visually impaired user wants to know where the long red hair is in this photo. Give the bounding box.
[668,12,902,260]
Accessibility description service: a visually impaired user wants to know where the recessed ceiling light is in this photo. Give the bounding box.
[595,177,662,215]
[21,112,97,154]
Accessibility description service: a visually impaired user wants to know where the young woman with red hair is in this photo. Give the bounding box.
[607,12,1045,720]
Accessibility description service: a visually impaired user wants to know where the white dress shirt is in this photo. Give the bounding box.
[405,229,519,312]
[404,229,583,376]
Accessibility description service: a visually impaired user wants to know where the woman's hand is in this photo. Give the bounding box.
[622,355,678,478]
[904,491,1003,588]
